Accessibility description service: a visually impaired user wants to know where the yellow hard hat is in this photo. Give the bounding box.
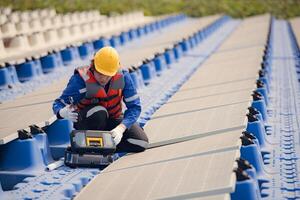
[94,46,120,76]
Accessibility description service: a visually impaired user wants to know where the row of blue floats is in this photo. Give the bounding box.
[231,16,274,200]
[231,18,300,199]
[0,16,230,199]
[0,14,187,90]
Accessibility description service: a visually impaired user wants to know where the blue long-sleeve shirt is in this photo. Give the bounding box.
[52,69,141,129]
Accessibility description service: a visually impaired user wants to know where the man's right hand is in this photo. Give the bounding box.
[59,105,78,122]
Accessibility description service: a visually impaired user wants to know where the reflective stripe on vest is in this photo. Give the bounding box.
[76,66,125,118]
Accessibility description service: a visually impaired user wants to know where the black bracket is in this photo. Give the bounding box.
[18,129,33,140]
[259,69,266,77]
[248,107,259,115]
[233,168,250,182]
[242,131,256,140]
[29,124,45,135]
[236,158,252,170]
[240,135,254,146]
[256,80,265,88]
[247,113,258,123]
[252,91,263,101]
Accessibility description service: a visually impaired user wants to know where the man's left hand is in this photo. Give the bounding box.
[111,124,126,145]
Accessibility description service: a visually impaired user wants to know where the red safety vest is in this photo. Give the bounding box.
[76,66,125,119]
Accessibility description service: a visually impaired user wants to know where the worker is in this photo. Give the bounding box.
[52,46,148,153]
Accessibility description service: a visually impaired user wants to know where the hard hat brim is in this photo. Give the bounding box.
[95,63,118,77]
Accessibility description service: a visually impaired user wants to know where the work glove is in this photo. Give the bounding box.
[59,105,78,122]
[111,124,126,145]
